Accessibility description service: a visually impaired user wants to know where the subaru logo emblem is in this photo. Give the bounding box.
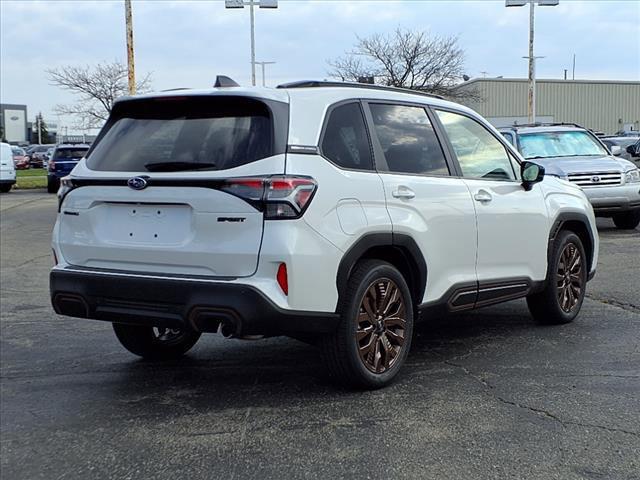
[591,176,601,183]
[127,176,148,190]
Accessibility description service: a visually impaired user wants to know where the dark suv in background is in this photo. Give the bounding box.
[47,144,90,193]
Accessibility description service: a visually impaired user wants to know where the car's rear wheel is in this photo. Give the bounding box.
[527,230,587,325]
[47,177,59,194]
[112,323,201,360]
[320,260,414,389]
[0,184,11,193]
[612,210,640,230]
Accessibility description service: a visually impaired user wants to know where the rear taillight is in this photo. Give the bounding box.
[220,176,317,220]
[57,176,75,211]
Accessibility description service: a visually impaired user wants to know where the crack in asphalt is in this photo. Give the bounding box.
[2,253,51,270]
[444,359,639,438]
[586,294,640,314]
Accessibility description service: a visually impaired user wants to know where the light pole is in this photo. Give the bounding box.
[506,0,559,123]
[225,0,278,86]
[124,0,136,95]
[254,61,276,86]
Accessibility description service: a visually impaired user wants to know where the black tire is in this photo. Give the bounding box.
[320,260,414,389]
[47,177,59,194]
[612,210,640,230]
[0,184,11,193]
[112,323,201,360]
[527,230,587,325]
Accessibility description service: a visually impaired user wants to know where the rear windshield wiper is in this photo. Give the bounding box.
[144,161,217,172]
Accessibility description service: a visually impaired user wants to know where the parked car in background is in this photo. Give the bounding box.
[601,136,640,163]
[1,142,17,193]
[47,144,90,193]
[26,144,55,168]
[11,146,29,170]
[42,147,54,169]
[500,124,640,230]
[50,81,599,388]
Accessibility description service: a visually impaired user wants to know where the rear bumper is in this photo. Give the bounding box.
[50,268,340,336]
[0,178,16,185]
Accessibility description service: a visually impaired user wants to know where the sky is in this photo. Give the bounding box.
[1,0,639,133]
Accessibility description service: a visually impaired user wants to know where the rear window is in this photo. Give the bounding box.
[87,96,281,172]
[54,148,88,160]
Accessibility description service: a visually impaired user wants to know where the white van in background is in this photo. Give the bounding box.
[0,142,17,193]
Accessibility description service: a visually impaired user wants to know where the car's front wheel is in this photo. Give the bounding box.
[112,323,201,360]
[612,210,640,230]
[527,230,587,325]
[0,184,11,193]
[320,260,414,389]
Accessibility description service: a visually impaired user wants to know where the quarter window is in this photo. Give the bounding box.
[369,104,449,175]
[321,103,373,170]
[436,110,516,181]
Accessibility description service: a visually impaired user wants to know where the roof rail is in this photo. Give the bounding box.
[276,80,445,100]
[511,122,586,129]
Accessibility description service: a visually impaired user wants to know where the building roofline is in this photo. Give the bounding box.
[455,78,640,88]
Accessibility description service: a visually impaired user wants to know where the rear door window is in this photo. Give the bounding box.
[86,96,281,172]
[320,102,373,170]
[369,104,449,176]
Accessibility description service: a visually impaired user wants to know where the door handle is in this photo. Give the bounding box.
[392,186,415,199]
[474,190,492,203]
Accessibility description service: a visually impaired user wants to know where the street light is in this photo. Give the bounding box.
[225,0,278,86]
[506,0,559,123]
[253,61,276,86]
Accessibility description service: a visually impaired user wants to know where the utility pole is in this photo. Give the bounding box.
[37,114,42,145]
[225,0,278,86]
[506,0,559,123]
[572,53,576,80]
[254,61,276,86]
[125,0,136,95]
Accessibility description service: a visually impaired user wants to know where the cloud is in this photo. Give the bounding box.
[1,0,638,132]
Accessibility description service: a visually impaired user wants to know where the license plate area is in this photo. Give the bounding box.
[100,203,192,245]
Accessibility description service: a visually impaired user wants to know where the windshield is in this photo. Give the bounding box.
[87,96,276,172]
[54,148,89,160]
[518,131,608,159]
[11,148,25,156]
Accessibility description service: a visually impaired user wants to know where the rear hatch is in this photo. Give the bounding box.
[57,93,289,278]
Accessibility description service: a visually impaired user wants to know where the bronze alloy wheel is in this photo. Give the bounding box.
[556,242,583,313]
[356,278,407,374]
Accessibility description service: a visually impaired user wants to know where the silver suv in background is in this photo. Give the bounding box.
[500,124,640,230]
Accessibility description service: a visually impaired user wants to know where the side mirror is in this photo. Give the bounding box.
[610,145,622,156]
[521,161,545,191]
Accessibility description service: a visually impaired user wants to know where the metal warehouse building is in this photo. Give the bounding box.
[454,78,640,135]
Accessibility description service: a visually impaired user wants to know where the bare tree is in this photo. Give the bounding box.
[46,61,152,129]
[328,28,479,100]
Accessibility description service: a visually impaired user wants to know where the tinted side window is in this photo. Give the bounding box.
[369,104,449,176]
[436,110,516,181]
[321,103,373,170]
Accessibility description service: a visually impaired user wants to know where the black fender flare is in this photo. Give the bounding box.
[336,232,427,309]
[548,212,596,280]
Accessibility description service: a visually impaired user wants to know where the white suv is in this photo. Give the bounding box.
[50,80,599,388]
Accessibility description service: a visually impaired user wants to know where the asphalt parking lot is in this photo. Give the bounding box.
[1,190,639,480]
